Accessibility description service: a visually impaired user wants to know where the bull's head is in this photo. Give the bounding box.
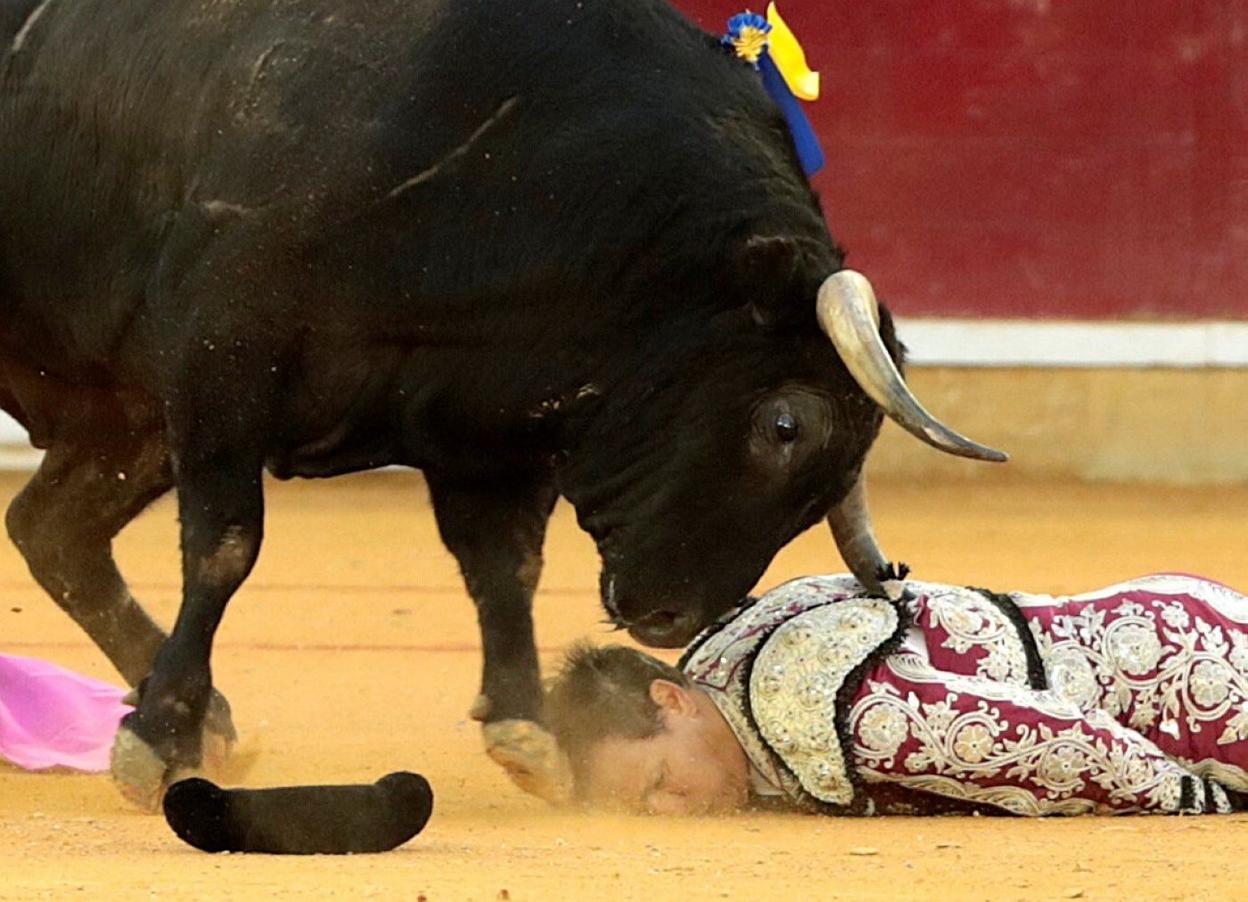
[559,236,1005,648]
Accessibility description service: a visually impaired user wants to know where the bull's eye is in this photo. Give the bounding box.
[774,412,800,443]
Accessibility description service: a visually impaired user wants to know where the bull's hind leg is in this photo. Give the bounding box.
[427,474,571,803]
[6,436,171,684]
[4,429,237,793]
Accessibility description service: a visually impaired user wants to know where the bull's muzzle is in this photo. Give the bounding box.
[626,610,701,648]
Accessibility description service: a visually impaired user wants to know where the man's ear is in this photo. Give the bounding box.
[649,679,699,719]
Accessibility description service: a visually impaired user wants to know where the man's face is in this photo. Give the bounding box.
[580,680,750,815]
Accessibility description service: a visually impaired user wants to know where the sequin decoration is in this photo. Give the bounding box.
[750,599,899,805]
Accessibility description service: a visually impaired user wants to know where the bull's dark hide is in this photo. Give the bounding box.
[0,0,898,803]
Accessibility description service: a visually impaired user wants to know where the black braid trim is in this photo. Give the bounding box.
[1203,780,1220,814]
[1222,787,1248,812]
[968,586,1049,691]
[677,596,758,672]
[739,595,915,816]
[874,561,911,587]
[1180,775,1196,813]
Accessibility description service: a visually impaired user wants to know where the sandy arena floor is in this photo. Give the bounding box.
[1,471,1246,900]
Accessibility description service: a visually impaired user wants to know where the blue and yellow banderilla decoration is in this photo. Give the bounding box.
[723,3,825,176]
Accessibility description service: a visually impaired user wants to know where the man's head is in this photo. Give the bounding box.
[543,643,750,815]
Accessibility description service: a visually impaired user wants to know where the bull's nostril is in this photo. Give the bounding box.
[643,611,678,630]
[626,611,698,648]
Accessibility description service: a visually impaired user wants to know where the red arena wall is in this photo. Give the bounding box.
[674,1,1248,320]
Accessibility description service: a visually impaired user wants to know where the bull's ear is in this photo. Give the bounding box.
[730,235,804,327]
[875,300,908,374]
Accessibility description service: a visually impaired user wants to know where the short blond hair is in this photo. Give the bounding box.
[543,642,688,796]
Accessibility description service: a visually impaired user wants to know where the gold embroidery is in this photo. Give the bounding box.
[920,587,1030,684]
[850,655,1201,815]
[1028,598,1248,741]
[751,599,899,806]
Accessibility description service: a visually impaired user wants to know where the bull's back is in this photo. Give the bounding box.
[1,0,711,248]
[0,0,452,367]
[0,1,441,252]
[0,0,40,45]
[0,0,781,373]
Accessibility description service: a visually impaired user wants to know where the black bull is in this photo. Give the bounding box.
[0,0,1003,805]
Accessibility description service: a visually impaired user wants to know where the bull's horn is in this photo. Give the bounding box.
[816,270,1008,462]
[827,473,888,594]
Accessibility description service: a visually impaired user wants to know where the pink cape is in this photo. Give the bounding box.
[0,652,132,772]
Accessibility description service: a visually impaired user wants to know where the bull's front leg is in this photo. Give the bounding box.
[111,450,264,810]
[427,474,570,803]
[111,339,270,811]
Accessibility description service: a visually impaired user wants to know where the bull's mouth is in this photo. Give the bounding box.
[625,610,702,648]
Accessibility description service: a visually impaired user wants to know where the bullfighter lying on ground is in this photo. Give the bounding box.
[544,572,1248,816]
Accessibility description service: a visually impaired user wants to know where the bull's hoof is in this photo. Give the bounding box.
[482,719,572,805]
[201,690,237,773]
[110,689,238,813]
[111,726,213,814]
[119,687,238,772]
[110,725,178,813]
[468,693,492,722]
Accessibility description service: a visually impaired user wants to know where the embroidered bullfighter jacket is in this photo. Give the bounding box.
[680,574,1248,815]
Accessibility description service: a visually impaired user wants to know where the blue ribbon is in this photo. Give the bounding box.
[722,13,825,177]
[757,49,825,176]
